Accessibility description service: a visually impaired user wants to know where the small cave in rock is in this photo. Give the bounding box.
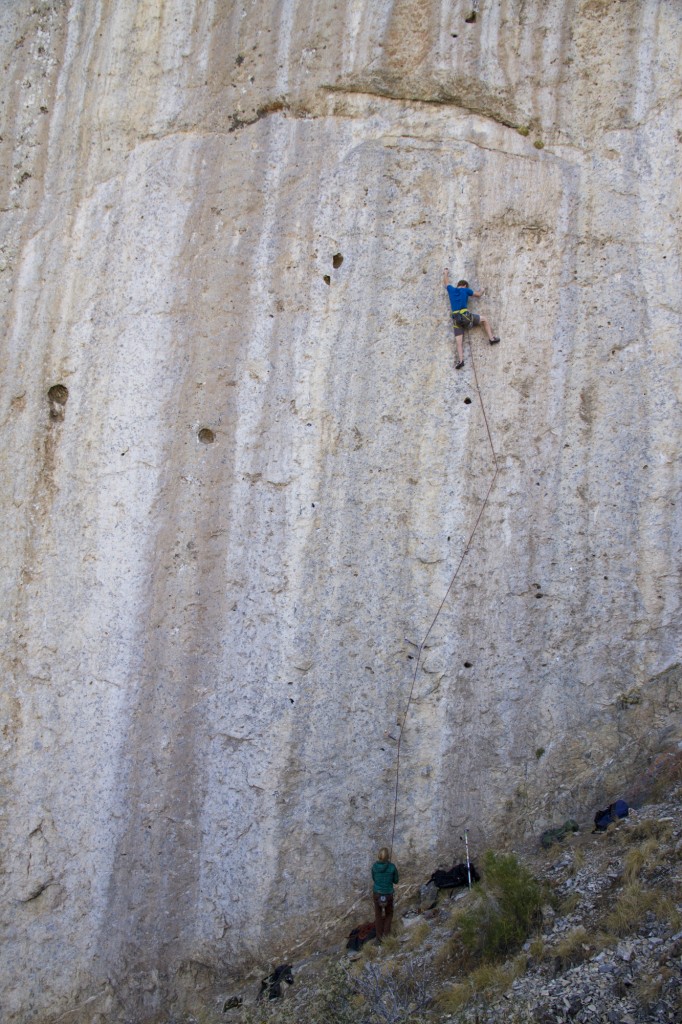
[198,427,215,444]
[323,274,331,285]
[464,661,473,668]
[47,384,68,421]
[464,397,472,405]
[465,11,477,23]
[332,252,343,269]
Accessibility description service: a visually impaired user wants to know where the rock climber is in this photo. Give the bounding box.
[443,268,500,370]
[371,847,399,942]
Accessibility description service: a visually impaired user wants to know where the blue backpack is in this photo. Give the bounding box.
[594,799,629,831]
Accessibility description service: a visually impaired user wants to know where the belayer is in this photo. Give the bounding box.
[443,268,500,369]
[371,847,399,942]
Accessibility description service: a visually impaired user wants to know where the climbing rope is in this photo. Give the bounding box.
[390,332,500,856]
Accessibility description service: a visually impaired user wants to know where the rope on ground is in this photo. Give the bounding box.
[277,881,424,962]
[390,336,499,857]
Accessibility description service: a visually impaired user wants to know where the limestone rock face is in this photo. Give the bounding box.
[0,1,680,1020]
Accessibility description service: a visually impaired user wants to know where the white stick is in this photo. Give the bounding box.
[463,830,472,889]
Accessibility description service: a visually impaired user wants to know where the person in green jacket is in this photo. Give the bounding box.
[371,847,399,941]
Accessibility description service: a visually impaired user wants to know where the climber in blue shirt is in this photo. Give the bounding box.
[443,268,500,370]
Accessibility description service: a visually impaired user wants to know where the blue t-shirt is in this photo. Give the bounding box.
[446,285,473,312]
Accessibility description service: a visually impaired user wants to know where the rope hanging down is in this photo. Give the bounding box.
[390,338,499,856]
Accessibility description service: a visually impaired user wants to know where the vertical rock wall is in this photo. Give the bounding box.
[0,1,680,1020]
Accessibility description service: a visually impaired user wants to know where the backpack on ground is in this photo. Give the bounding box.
[346,921,376,950]
[594,799,629,831]
[429,862,480,889]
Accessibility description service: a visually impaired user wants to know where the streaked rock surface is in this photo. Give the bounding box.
[0,1,680,1019]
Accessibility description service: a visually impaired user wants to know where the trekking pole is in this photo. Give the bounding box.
[461,830,472,889]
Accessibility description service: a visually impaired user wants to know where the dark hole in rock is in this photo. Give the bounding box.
[535,593,543,598]
[48,384,68,405]
[47,384,68,420]
[289,698,294,704]
[332,252,343,269]
[465,11,477,23]
[451,33,458,37]
[198,427,215,444]
[464,661,473,668]
[464,397,472,405]
[323,274,331,285]
[407,655,414,660]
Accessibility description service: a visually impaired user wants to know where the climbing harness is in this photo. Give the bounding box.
[389,331,499,856]
[451,308,474,329]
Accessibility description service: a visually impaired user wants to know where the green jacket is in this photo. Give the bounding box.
[372,860,399,894]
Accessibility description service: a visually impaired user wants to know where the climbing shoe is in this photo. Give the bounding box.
[490,337,500,345]
[455,360,464,370]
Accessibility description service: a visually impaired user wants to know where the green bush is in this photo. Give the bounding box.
[457,851,543,961]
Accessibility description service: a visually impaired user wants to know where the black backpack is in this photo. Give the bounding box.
[594,799,629,831]
[429,862,480,889]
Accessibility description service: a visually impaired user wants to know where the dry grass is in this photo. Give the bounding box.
[554,926,591,969]
[559,891,580,915]
[404,920,432,949]
[433,958,524,1015]
[377,933,401,955]
[635,970,667,1008]
[434,982,470,1014]
[623,838,661,882]
[654,893,682,932]
[603,882,661,936]
[433,898,478,968]
[624,818,674,844]
[433,929,466,970]
[360,938,381,961]
[569,848,586,874]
